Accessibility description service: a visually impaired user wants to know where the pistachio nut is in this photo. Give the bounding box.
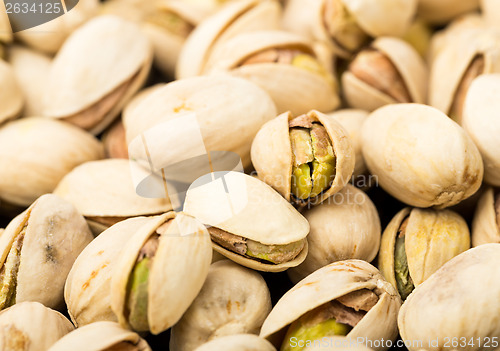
[65,212,212,335]
[8,45,51,117]
[183,172,309,272]
[0,301,74,351]
[124,75,277,170]
[194,334,277,351]
[204,30,339,115]
[260,260,401,351]
[361,104,483,208]
[288,185,381,284]
[0,117,104,208]
[402,19,432,58]
[170,260,272,351]
[417,0,479,25]
[378,207,470,300]
[482,0,500,28]
[0,194,93,311]
[0,4,12,44]
[48,321,151,351]
[251,110,355,208]
[282,0,417,58]
[0,59,23,125]
[44,15,153,135]
[462,74,500,186]
[176,0,282,79]
[398,244,500,349]
[53,159,172,235]
[471,187,500,246]
[342,37,427,112]
[103,120,128,159]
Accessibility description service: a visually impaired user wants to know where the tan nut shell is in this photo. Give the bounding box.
[194,334,277,351]
[398,244,500,349]
[342,37,427,112]
[379,207,470,291]
[417,0,479,25]
[0,2,12,43]
[361,104,483,209]
[288,185,381,283]
[44,15,153,135]
[48,321,151,351]
[260,260,401,351]
[0,59,23,125]
[170,260,272,351]
[0,301,74,351]
[183,172,309,272]
[471,187,500,246]
[482,0,500,28]
[176,0,281,79]
[251,110,355,205]
[0,117,104,207]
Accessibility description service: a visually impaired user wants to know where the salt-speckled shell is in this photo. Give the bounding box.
[170,260,272,351]
[361,104,483,209]
[0,60,23,125]
[0,117,104,207]
[194,334,277,351]
[251,110,355,205]
[417,0,479,25]
[471,187,500,246]
[260,260,401,351]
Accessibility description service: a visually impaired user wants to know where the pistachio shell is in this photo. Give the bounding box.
[170,260,272,351]
[361,103,483,209]
[0,301,74,351]
[482,0,500,28]
[398,244,500,349]
[0,59,23,124]
[48,321,151,351]
[194,334,277,351]
[260,260,401,351]
[0,117,104,207]
[0,4,12,43]
[103,119,128,159]
[471,187,500,246]
[417,0,479,25]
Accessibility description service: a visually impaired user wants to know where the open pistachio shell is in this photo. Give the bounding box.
[0,301,74,351]
[361,104,483,209]
[170,260,272,351]
[251,110,355,207]
[471,187,500,246]
[260,260,401,351]
[342,37,427,112]
[0,59,23,125]
[288,185,381,283]
[0,117,104,207]
[184,172,309,272]
[417,0,479,25]
[398,244,500,349]
[194,334,277,351]
[176,0,281,79]
[378,207,470,300]
[44,15,153,135]
[48,321,151,351]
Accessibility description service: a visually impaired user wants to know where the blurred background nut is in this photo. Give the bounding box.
[471,187,500,246]
[481,0,500,28]
[0,59,23,125]
[0,3,13,46]
[194,334,277,351]
[102,119,128,159]
[170,260,272,351]
[416,0,479,25]
[401,19,432,59]
[378,207,470,300]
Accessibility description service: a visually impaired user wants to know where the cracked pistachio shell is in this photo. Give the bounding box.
[44,15,153,135]
[0,302,74,351]
[170,260,272,351]
[48,321,151,351]
[0,194,93,310]
[0,117,104,207]
[398,244,500,349]
[417,0,479,25]
[0,60,23,125]
[463,74,500,186]
[124,75,277,169]
[471,187,500,246]
[260,260,401,351]
[176,0,281,79]
[361,104,483,209]
[288,185,381,283]
[205,30,339,115]
[194,334,277,351]
[342,37,427,112]
[0,4,12,43]
[251,110,355,205]
[379,207,470,295]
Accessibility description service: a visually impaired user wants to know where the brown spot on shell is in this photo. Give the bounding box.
[81,262,109,292]
[226,300,232,314]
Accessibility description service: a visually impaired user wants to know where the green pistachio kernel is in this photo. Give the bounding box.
[394,219,414,300]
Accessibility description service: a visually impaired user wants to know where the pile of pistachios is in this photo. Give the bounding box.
[1,0,500,350]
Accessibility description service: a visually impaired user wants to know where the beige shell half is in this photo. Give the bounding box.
[176,0,281,79]
[342,37,427,112]
[0,59,23,125]
[44,15,153,135]
[183,172,309,272]
[0,194,93,310]
[0,117,104,207]
[378,207,470,292]
[251,110,355,205]
[48,321,151,351]
[398,244,500,349]
[472,187,500,246]
[110,212,212,334]
[260,260,401,351]
[0,2,12,43]
[288,185,381,283]
[170,260,272,351]
[361,103,483,209]
[483,0,500,28]
[417,0,479,25]
[0,301,74,351]
[194,334,277,351]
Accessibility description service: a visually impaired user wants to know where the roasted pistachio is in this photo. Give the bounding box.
[402,19,432,58]
[471,187,500,246]
[0,59,23,125]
